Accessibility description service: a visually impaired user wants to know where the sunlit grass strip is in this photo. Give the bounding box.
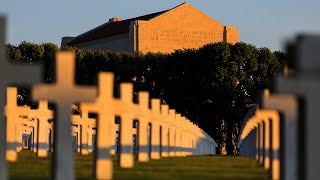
[9,151,268,180]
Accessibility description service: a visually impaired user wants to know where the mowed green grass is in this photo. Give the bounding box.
[9,151,268,180]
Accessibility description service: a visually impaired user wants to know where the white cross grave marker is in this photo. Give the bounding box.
[119,83,135,167]
[136,92,151,162]
[160,104,170,157]
[168,109,176,157]
[5,87,30,162]
[175,114,183,156]
[29,100,53,157]
[0,16,40,180]
[81,72,115,180]
[32,52,97,180]
[150,99,161,160]
[72,110,96,155]
[271,35,320,180]
[19,115,37,152]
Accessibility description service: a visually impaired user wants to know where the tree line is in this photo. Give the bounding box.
[5,41,287,155]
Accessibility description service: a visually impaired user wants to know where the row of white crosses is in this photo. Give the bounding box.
[72,111,96,155]
[2,61,218,165]
[237,35,320,180]
[237,104,281,180]
[5,88,95,158]
[0,16,217,180]
[79,72,217,179]
[3,54,218,179]
[4,87,54,160]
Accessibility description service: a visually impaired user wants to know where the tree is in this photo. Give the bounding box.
[5,41,286,154]
[6,44,22,62]
[18,41,44,63]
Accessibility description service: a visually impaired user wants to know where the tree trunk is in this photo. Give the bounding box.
[226,121,235,155]
[216,118,227,155]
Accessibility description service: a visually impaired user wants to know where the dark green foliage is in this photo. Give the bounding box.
[18,41,44,63]
[40,43,59,83]
[5,44,22,63]
[6,41,287,154]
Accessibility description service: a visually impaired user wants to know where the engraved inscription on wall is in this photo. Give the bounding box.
[150,29,217,43]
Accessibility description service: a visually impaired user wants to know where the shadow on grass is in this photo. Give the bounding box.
[9,151,268,180]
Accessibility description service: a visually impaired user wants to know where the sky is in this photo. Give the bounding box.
[1,0,320,51]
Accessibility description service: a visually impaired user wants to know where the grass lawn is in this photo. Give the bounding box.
[9,151,268,180]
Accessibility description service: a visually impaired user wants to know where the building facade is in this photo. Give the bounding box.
[62,3,238,53]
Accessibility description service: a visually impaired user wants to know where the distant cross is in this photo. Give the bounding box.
[72,110,96,155]
[168,109,176,157]
[18,114,36,152]
[71,125,81,152]
[13,104,31,152]
[29,100,53,157]
[160,104,170,157]
[135,92,151,162]
[81,72,115,180]
[180,116,187,156]
[255,110,274,170]
[186,120,196,155]
[32,52,97,180]
[0,16,40,180]
[175,114,182,156]
[150,99,161,160]
[118,83,135,168]
[4,87,30,162]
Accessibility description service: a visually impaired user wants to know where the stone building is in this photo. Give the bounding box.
[61,3,238,53]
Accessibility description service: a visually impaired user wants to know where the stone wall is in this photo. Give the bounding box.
[136,3,237,53]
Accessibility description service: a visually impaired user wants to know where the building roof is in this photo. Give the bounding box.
[67,10,169,46]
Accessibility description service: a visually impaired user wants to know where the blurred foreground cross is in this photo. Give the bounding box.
[0,16,40,180]
[32,52,97,180]
[275,35,320,180]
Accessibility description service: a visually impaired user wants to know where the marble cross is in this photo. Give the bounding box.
[18,115,36,152]
[175,114,182,157]
[136,92,151,162]
[160,104,170,157]
[118,83,135,168]
[71,125,80,152]
[72,110,96,155]
[180,117,188,156]
[239,116,259,158]
[180,116,188,156]
[32,52,97,180]
[0,16,40,180]
[168,109,176,157]
[184,120,192,155]
[4,87,30,162]
[81,72,115,180]
[150,98,161,160]
[29,100,53,157]
[178,116,185,156]
[261,91,298,180]
[242,109,281,180]
[188,121,199,155]
[15,104,31,152]
[255,110,277,171]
